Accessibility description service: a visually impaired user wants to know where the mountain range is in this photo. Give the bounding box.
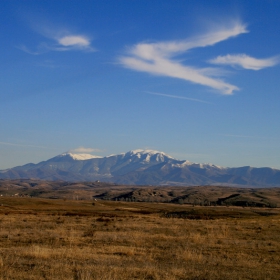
[1,149,280,187]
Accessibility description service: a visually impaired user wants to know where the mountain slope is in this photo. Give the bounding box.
[0,149,279,186]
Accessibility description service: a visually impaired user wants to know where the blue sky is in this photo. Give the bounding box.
[1,0,280,169]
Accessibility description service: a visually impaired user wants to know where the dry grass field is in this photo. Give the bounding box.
[0,197,280,279]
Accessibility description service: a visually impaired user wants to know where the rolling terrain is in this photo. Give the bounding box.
[0,179,279,208]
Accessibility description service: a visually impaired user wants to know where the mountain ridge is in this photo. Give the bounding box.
[1,149,280,187]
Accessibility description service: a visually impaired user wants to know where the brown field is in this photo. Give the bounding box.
[0,197,280,279]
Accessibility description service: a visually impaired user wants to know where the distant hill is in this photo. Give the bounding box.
[0,179,279,208]
[0,149,280,187]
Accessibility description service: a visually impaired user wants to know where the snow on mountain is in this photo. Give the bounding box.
[172,160,225,169]
[190,163,226,169]
[0,149,279,186]
[128,149,174,157]
[126,149,174,163]
[60,153,102,160]
[172,160,193,168]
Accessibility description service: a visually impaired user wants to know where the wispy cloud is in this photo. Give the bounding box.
[0,141,47,149]
[128,22,247,59]
[221,134,254,138]
[144,91,212,104]
[19,24,94,55]
[68,147,102,154]
[119,21,247,95]
[17,45,39,55]
[209,54,280,70]
[119,20,279,95]
[35,60,62,68]
[220,134,278,140]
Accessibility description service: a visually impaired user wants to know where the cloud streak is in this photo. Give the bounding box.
[220,134,278,140]
[119,21,247,95]
[209,54,280,70]
[0,141,47,149]
[144,91,212,104]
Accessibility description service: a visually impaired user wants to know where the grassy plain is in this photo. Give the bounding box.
[0,197,280,279]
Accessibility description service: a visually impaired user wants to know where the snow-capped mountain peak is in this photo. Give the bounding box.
[127,149,174,160]
[0,149,279,186]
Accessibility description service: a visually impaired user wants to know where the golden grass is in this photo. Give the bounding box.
[0,198,279,279]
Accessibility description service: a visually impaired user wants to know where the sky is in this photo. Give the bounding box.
[1,0,280,169]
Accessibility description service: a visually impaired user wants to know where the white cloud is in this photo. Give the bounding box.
[209,54,280,70]
[119,21,247,95]
[19,23,94,54]
[130,22,248,59]
[58,35,90,47]
[68,147,102,154]
[50,33,94,52]
[121,56,238,94]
